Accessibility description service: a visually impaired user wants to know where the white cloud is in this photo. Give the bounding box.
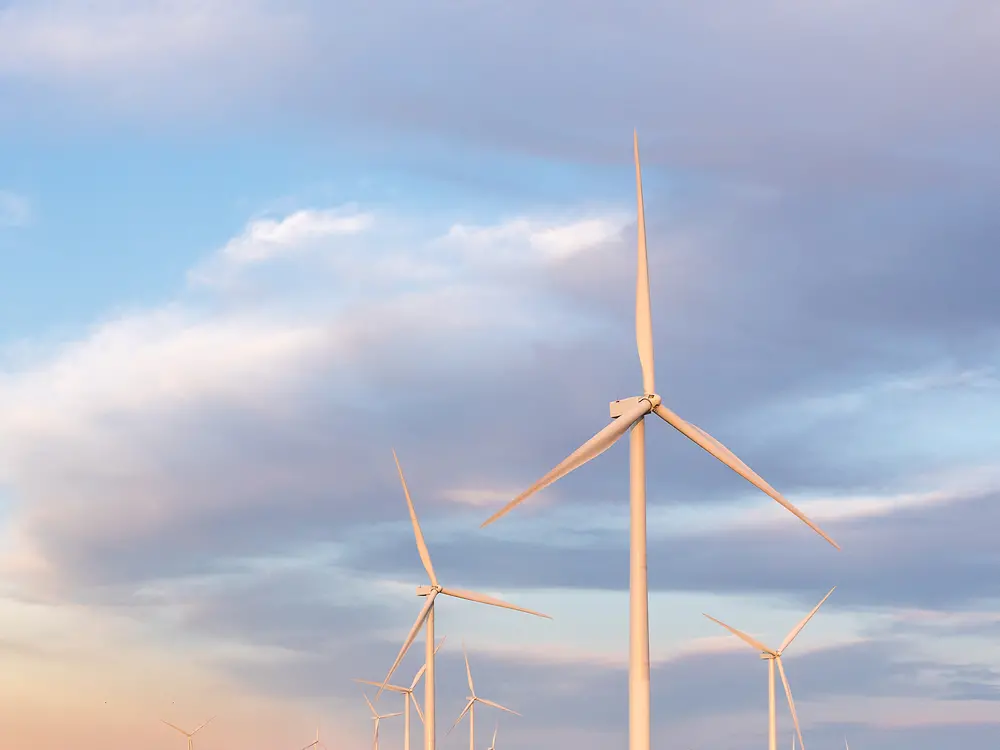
[0,202,630,591]
[188,207,375,287]
[442,214,631,263]
[0,191,31,227]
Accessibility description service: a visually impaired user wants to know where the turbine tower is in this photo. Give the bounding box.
[704,586,836,750]
[160,717,214,750]
[480,132,840,750]
[447,643,519,750]
[363,692,402,750]
[356,638,447,750]
[375,451,550,750]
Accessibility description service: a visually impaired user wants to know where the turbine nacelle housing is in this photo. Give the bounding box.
[609,394,661,419]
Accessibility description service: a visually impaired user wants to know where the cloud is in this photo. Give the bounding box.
[0,190,31,227]
[188,207,375,287]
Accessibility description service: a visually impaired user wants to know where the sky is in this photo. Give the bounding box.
[1,1,999,748]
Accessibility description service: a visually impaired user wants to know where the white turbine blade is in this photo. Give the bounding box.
[301,743,319,750]
[634,130,655,395]
[161,720,190,737]
[492,723,498,749]
[480,400,650,528]
[381,712,403,719]
[779,587,836,654]
[652,403,840,550]
[844,738,849,750]
[355,679,408,694]
[702,613,773,654]
[376,592,437,699]
[440,586,551,619]
[463,641,476,695]
[476,697,519,716]
[776,657,805,750]
[410,636,446,689]
[392,449,439,587]
[190,716,214,736]
[410,691,425,724]
[447,701,474,736]
[363,692,377,716]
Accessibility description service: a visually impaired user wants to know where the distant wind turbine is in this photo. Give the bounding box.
[447,642,519,750]
[301,726,327,750]
[479,131,840,750]
[356,637,447,750]
[363,692,401,750]
[160,716,215,750]
[375,451,551,750]
[704,587,836,750]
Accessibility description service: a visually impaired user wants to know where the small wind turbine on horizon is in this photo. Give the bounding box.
[704,586,836,750]
[356,637,447,750]
[374,451,551,750]
[363,692,402,750]
[447,642,519,750]
[479,131,841,750]
[301,726,328,750]
[160,716,215,750]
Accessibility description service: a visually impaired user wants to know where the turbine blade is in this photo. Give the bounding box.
[190,716,214,735]
[354,679,408,694]
[652,403,840,549]
[410,637,446,689]
[160,720,189,737]
[440,586,551,619]
[363,692,377,716]
[634,130,655,395]
[779,587,836,654]
[777,657,805,750]
[481,400,651,528]
[476,697,519,716]
[376,592,437,699]
[447,701,474,736]
[463,641,476,695]
[382,712,403,718]
[702,613,773,654]
[411,691,425,724]
[492,723,498,747]
[393,449,439,588]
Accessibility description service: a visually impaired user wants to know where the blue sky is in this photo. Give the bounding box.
[1,1,999,749]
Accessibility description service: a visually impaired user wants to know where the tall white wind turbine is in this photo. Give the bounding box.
[364,692,402,750]
[447,643,519,750]
[376,451,550,750]
[480,131,841,750]
[704,586,836,750]
[161,716,215,750]
[357,638,447,750]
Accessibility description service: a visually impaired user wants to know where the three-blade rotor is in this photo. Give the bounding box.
[703,587,836,750]
[480,134,840,552]
[377,452,550,699]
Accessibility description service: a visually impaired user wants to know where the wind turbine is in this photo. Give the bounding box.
[160,716,215,750]
[364,692,402,750]
[356,638,447,750]
[488,723,499,750]
[375,450,551,750]
[447,642,519,750]
[704,586,836,750]
[479,131,841,750]
[301,726,327,750]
